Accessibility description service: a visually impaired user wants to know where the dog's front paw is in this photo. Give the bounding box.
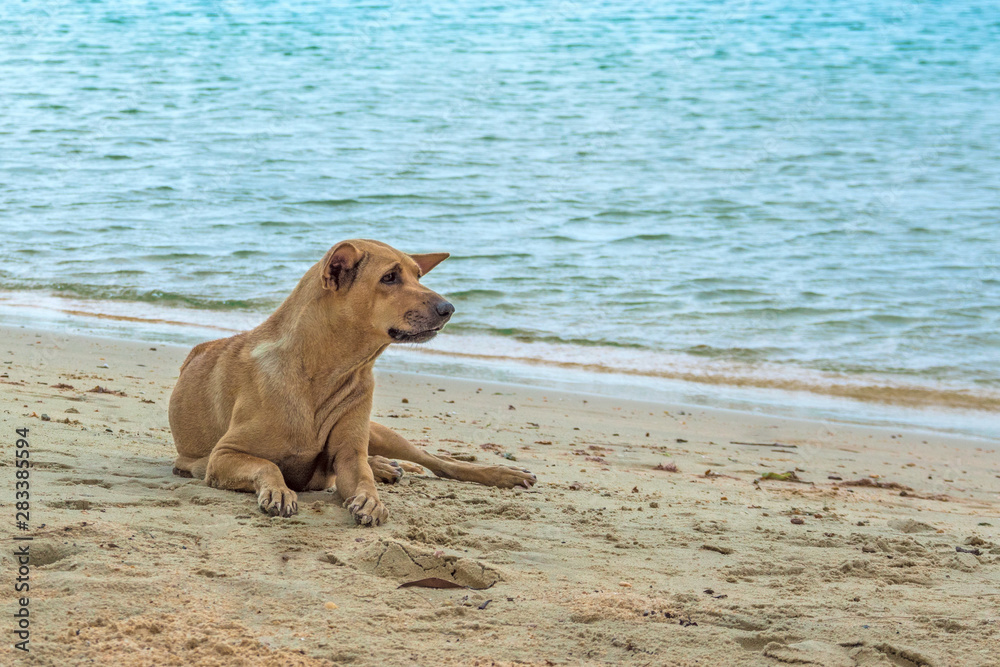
[344,492,389,526]
[487,466,537,490]
[368,455,404,484]
[258,485,298,517]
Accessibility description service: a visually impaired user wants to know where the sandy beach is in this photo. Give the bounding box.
[5,2,999,665]
[0,325,997,666]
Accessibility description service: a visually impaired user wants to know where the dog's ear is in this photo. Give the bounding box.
[321,242,365,290]
[409,253,449,276]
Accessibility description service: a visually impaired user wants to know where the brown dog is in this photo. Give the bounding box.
[168,239,536,526]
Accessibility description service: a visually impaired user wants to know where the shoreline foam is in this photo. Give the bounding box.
[1,293,997,441]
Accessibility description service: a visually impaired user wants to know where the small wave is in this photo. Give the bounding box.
[865,314,919,325]
[0,282,273,311]
[684,344,776,362]
[447,289,506,299]
[445,324,645,350]
[792,228,878,241]
[535,234,581,243]
[256,220,298,227]
[139,253,212,261]
[692,288,770,300]
[609,233,676,244]
[729,306,842,319]
[295,199,361,207]
[450,253,532,261]
[594,210,656,220]
[361,194,435,202]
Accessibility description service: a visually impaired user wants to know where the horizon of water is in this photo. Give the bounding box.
[1,1,999,430]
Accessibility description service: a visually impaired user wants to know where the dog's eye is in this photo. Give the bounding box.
[380,271,398,285]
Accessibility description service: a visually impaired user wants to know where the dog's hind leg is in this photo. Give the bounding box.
[368,421,537,489]
[306,456,402,492]
[172,455,209,479]
[368,456,404,483]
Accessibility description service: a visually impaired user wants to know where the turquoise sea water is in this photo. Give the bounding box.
[1,1,999,417]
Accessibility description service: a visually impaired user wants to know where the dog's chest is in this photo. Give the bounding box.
[279,401,357,490]
[279,449,327,491]
[313,371,371,432]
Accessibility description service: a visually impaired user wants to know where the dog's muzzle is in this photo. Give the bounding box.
[388,300,454,344]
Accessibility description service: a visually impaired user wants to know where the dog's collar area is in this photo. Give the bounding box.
[388,327,441,343]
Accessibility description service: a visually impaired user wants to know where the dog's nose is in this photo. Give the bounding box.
[435,300,455,318]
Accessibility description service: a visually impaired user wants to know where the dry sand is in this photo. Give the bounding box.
[0,325,997,666]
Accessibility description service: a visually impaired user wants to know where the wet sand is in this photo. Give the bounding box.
[1,326,997,666]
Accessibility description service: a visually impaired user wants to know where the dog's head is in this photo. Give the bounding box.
[319,239,454,344]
